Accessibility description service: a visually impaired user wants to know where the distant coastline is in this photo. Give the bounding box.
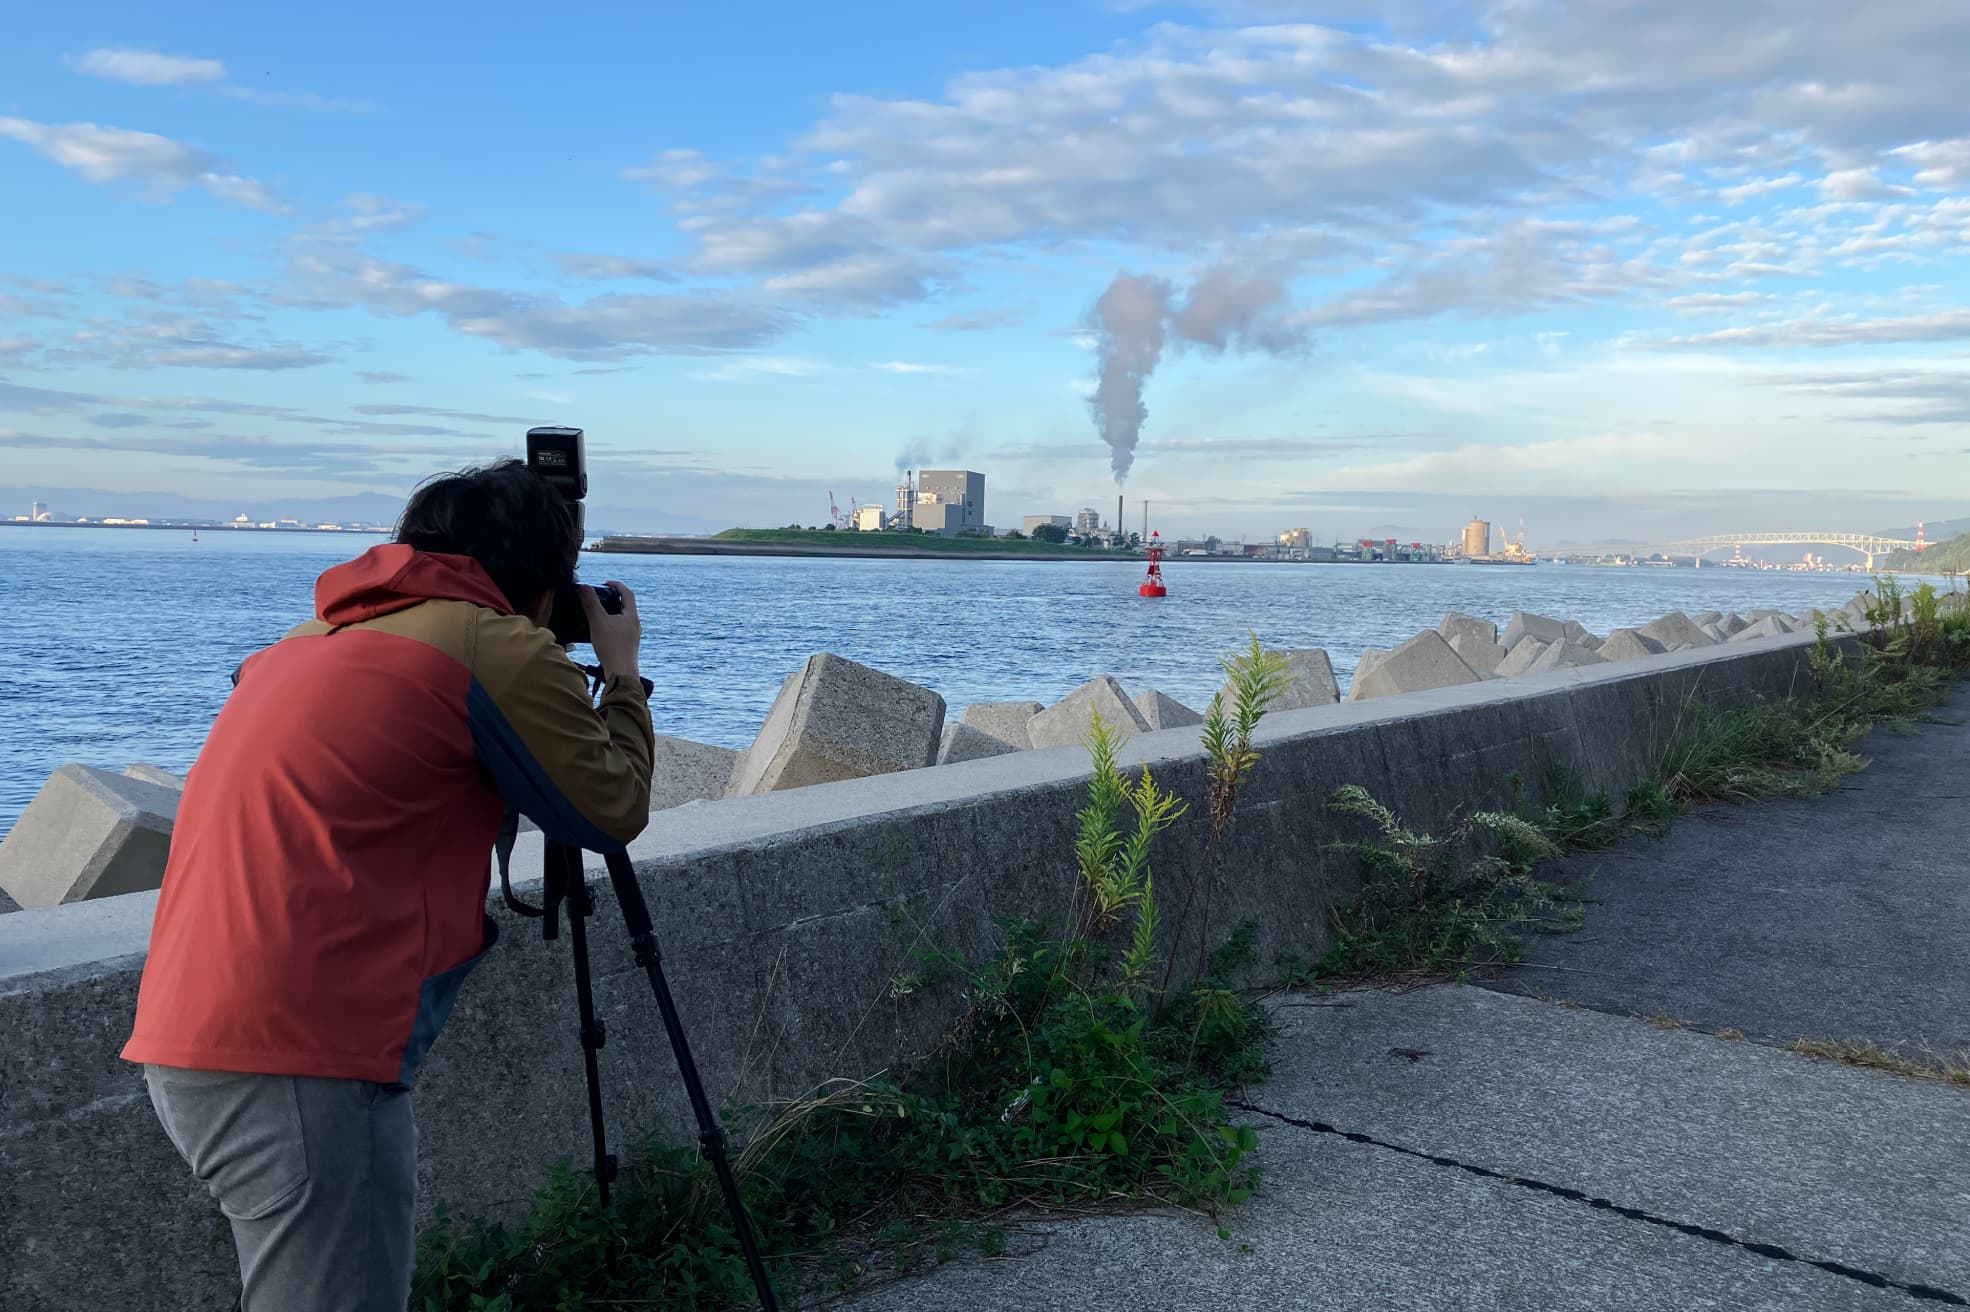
[593,533,1148,562]
[1,520,390,536]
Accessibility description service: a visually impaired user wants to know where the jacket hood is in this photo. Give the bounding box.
[316,544,514,625]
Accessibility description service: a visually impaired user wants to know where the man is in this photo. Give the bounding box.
[123,459,655,1311]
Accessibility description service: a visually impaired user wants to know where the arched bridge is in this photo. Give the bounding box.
[1578,533,1924,570]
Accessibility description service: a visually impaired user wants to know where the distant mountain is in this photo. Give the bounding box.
[1,484,405,525]
[1873,516,1970,543]
[0,485,731,537]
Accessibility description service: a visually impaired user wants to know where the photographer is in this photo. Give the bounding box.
[122,458,655,1312]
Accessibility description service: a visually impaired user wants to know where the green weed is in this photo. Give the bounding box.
[1313,784,1567,979]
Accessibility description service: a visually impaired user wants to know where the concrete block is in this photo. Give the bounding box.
[1598,628,1667,663]
[1747,609,1788,622]
[651,735,738,809]
[1640,611,1716,650]
[1717,614,1750,639]
[1447,630,1508,678]
[0,886,17,914]
[1728,615,1792,643]
[1699,622,1729,643]
[1347,630,1482,701]
[1493,639,1550,677]
[1344,649,1385,700]
[726,654,945,796]
[1437,611,1498,650]
[1133,688,1204,730]
[1528,639,1608,672]
[0,765,182,909]
[960,700,1044,751]
[938,720,1021,765]
[1225,648,1340,714]
[1502,611,1567,651]
[121,763,186,790]
[1693,610,1724,627]
[1028,676,1151,749]
[1772,614,1802,634]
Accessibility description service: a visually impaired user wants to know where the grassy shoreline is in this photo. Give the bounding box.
[594,527,1145,561]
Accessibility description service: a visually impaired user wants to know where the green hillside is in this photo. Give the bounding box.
[706,527,1136,556]
[1882,530,1970,575]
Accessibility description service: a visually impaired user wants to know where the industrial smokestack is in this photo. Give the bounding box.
[1117,495,1123,544]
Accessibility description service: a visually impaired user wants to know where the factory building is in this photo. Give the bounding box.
[915,470,986,535]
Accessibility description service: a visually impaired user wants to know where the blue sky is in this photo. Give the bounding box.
[3,0,1969,544]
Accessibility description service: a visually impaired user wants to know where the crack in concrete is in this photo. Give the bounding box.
[1228,1099,1968,1307]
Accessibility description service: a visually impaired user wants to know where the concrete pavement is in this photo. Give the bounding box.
[1490,686,1970,1055]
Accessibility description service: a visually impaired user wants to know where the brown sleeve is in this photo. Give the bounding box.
[467,611,655,849]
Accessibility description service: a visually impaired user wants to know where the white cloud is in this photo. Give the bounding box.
[1891,138,1970,189]
[282,248,790,360]
[73,48,226,87]
[216,87,374,114]
[1818,167,1912,201]
[343,194,426,232]
[0,117,283,211]
[550,252,677,282]
[1719,173,1804,204]
[871,361,972,375]
[1668,291,1776,315]
[687,356,827,382]
[1649,309,1970,349]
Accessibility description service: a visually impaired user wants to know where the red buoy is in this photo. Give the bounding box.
[1139,530,1168,597]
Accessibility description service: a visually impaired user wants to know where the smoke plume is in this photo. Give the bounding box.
[893,437,958,474]
[1087,265,1302,484]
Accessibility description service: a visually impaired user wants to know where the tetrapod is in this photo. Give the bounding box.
[505,835,780,1312]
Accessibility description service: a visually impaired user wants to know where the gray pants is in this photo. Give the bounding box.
[144,1066,418,1312]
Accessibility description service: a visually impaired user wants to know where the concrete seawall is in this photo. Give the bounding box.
[0,632,1837,1312]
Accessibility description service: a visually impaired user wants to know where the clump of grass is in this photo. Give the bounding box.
[1512,761,1620,851]
[1313,784,1570,980]
[1783,1038,1970,1088]
[1652,697,1866,804]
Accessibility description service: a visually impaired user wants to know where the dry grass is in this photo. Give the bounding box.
[1783,1038,1970,1087]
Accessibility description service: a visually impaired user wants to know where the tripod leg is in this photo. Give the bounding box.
[602,851,780,1312]
[551,842,619,1208]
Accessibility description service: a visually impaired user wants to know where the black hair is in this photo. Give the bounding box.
[395,458,576,613]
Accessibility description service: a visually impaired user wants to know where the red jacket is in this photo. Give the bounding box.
[123,545,654,1085]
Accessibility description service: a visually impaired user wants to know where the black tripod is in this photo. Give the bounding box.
[505,836,780,1311]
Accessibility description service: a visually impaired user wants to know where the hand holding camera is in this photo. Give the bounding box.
[580,579,641,682]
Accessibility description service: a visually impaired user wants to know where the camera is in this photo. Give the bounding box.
[526,425,622,647]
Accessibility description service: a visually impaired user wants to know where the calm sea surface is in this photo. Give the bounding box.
[0,526,1906,836]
